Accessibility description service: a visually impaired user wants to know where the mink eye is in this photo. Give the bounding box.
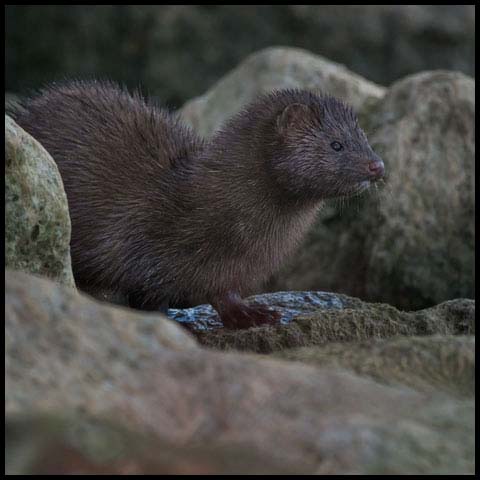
[330,141,343,152]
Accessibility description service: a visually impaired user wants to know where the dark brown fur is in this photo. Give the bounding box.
[11,81,384,328]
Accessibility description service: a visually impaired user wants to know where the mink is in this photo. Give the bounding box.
[11,80,384,329]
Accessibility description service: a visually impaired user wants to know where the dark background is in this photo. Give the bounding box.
[5,5,475,109]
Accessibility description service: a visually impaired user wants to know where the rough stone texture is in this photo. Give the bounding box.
[6,414,304,475]
[96,352,475,475]
[5,271,475,474]
[6,339,475,474]
[180,46,386,138]
[277,335,475,398]
[5,270,198,414]
[194,297,475,354]
[365,71,475,308]
[6,6,475,106]
[5,115,75,288]
[270,71,475,310]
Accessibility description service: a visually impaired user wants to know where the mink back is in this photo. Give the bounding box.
[11,82,334,309]
[12,80,206,301]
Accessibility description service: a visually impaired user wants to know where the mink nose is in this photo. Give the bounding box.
[367,158,385,180]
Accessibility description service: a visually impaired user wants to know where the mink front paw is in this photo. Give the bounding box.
[219,302,281,330]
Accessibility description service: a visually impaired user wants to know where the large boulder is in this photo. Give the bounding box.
[5,270,475,474]
[365,71,475,307]
[5,115,75,288]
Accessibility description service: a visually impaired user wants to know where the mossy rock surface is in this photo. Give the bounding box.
[195,298,474,354]
[5,115,75,287]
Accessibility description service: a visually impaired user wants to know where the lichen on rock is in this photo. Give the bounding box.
[5,114,75,288]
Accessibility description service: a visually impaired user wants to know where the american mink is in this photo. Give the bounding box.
[12,81,384,329]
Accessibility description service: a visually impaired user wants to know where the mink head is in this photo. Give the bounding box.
[265,90,384,201]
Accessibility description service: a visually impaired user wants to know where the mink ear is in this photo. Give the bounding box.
[277,103,311,134]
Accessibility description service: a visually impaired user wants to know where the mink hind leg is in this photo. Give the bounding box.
[211,291,281,330]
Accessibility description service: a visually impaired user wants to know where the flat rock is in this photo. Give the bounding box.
[169,290,365,331]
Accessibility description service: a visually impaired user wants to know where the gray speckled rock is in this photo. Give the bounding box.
[179,46,386,138]
[5,115,75,288]
[270,70,475,310]
[168,290,365,331]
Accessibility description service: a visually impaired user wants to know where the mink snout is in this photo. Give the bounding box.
[367,155,385,181]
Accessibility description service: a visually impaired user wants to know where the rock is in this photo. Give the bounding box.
[6,6,475,106]
[5,271,474,474]
[169,290,365,331]
[5,115,75,288]
[180,46,386,137]
[193,297,474,353]
[414,298,475,336]
[5,270,198,414]
[270,71,475,310]
[365,71,475,308]
[6,413,303,475]
[276,335,475,397]
[65,352,476,475]
[7,334,474,474]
